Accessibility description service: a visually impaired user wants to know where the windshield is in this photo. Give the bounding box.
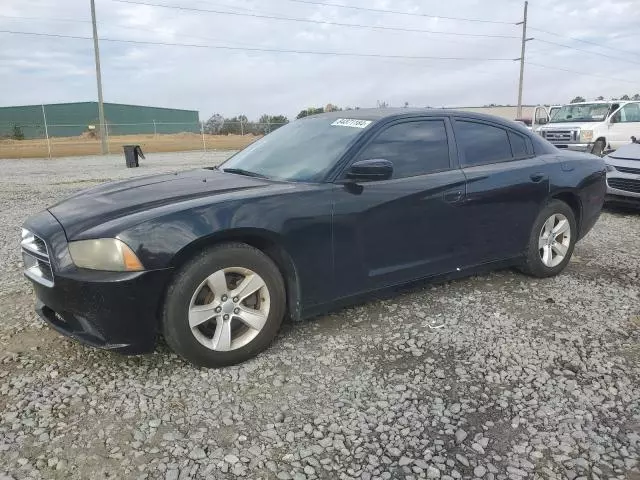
[550,103,612,123]
[220,117,373,182]
[548,106,560,120]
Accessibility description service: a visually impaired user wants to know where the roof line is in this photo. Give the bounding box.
[0,101,199,112]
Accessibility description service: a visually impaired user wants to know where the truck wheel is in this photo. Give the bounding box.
[519,200,577,278]
[591,139,605,156]
[162,243,286,368]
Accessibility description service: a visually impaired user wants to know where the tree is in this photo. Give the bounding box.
[404,101,409,108]
[376,100,389,108]
[219,116,248,135]
[633,94,640,101]
[203,114,224,134]
[257,114,289,134]
[595,96,604,101]
[570,96,585,103]
[620,94,630,100]
[296,107,325,119]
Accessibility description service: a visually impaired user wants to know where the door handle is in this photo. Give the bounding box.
[443,189,463,203]
[530,172,546,183]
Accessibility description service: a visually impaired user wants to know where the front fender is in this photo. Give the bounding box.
[117,186,335,308]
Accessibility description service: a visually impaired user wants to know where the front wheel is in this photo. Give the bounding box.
[162,243,286,368]
[591,139,605,156]
[519,200,577,278]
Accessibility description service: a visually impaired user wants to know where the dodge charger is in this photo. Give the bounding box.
[21,109,606,367]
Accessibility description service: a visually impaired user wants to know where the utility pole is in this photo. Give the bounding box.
[516,1,533,118]
[90,0,108,155]
[41,104,52,160]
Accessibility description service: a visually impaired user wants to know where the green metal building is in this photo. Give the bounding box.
[0,102,200,139]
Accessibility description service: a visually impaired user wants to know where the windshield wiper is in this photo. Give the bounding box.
[222,168,270,179]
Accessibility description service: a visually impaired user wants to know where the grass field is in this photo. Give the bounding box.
[0,133,258,159]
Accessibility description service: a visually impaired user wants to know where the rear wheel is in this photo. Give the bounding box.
[519,200,577,278]
[162,243,286,367]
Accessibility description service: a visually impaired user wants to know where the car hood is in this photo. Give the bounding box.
[48,169,274,239]
[607,143,640,161]
[541,122,599,130]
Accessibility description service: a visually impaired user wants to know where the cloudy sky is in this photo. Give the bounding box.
[1,0,638,120]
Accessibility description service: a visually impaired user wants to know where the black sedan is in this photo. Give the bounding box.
[21,109,606,367]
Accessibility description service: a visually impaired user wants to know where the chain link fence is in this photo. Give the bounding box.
[0,120,288,159]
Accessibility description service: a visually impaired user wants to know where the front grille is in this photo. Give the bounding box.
[608,178,640,193]
[615,165,640,175]
[21,229,54,287]
[542,130,577,143]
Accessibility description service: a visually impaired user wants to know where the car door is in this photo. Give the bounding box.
[331,117,467,297]
[451,118,550,264]
[608,103,640,149]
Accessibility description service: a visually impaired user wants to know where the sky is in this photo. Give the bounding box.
[0,0,639,121]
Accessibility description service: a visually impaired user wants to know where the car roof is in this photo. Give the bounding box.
[301,107,528,128]
[568,100,639,105]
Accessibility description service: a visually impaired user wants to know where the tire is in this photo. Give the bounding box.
[519,200,577,278]
[591,139,605,156]
[162,243,286,368]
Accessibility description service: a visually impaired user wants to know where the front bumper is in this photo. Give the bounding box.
[23,210,172,354]
[32,269,171,354]
[606,173,640,202]
[551,143,593,153]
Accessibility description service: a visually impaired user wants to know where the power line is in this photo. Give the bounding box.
[276,0,515,25]
[0,14,261,48]
[0,30,514,61]
[111,0,520,39]
[528,26,640,58]
[0,14,88,24]
[534,38,640,67]
[526,61,637,84]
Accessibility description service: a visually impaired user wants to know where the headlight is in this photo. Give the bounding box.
[580,130,594,142]
[68,238,144,271]
[606,164,615,172]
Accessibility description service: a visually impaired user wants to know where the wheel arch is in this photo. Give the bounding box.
[165,228,302,322]
[594,136,607,152]
[550,190,582,234]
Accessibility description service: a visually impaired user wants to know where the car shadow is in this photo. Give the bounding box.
[603,203,640,215]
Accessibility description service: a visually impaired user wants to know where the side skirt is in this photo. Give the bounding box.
[299,256,522,320]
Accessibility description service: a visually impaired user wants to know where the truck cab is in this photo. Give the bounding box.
[532,105,562,133]
[537,101,640,155]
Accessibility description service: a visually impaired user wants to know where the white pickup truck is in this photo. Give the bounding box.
[536,101,640,155]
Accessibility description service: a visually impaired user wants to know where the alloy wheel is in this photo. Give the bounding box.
[538,213,571,268]
[188,267,270,351]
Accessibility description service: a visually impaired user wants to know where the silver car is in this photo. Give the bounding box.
[605,143,640,206]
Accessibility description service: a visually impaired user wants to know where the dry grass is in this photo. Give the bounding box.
[0,133,259,159]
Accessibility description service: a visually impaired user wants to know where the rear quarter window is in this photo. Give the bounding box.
[508,131,531,158]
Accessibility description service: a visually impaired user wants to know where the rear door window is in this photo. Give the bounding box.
[455,120,527,166]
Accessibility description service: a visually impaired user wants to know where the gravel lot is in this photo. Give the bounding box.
[1,152,639,480]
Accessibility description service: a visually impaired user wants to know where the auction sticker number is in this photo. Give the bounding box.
[331,118,372,128]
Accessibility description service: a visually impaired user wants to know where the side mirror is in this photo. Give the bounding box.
[345,159,393,182]
[537,117,549,125]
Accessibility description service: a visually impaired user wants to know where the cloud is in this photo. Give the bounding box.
[1,0,638,120]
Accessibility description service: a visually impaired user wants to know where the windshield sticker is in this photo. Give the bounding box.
[331,118,372,128]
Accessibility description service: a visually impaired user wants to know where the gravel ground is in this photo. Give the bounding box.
[0,152,639,480]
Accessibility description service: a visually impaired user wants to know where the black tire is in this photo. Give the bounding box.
[162,243,286,368]
[591,139,605,156]
[519,200,577,278]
